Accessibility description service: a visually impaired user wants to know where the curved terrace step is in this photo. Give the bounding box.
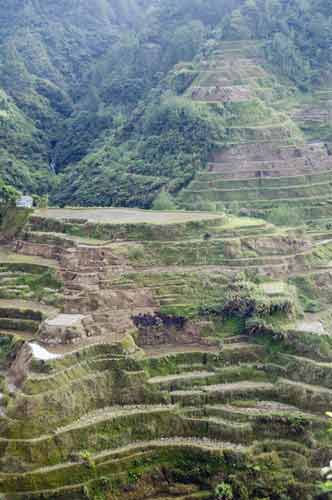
[277,378,332,412]
[204,401,327,427]
[169,381,276,406]
[0,438,246,495]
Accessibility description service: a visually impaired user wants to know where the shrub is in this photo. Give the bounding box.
[192,200,219,212]
[37,194,49,208]
[0,181,19,206]
[228,201,240,216]
[128,246,145,260]
[267,205,304,227]
[79,450,96,471]
[215,482,234,500]
[152,190,177,211]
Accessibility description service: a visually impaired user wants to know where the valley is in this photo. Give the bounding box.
[1,1,332,498]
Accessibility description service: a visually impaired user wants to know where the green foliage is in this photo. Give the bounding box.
[79,450,96,472]
[1,0,332,208]
[127,246,145,261]
[55,96,226,207]
[0,206,32,240]
[219,0,332,87]
[267,205,305,227]
[163,20,206,67]
[228,201,240,216]
[0,335,19,368]
[127,470,141,484]
[54,109,115,169]
[0,0,146,195]
[152,190,177,211]
[35,195,49,209]
[0,180,19,206]
[215,482,234,500]
[167,66,199,95]
[138,97,225,175]
[0,0,239,207]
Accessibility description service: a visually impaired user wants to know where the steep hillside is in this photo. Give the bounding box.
[2,2,332,499]
[179,40,332,222]
[1,207,332,498]
[3,0,331,209]
[0,0,146,193]
[53,0,332,209]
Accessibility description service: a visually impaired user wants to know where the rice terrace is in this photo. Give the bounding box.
[0,1,332,499]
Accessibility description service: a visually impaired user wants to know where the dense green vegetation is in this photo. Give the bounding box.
[54,98,227,207]
[0,0,331,207]
[0,179,19,228]
[0,180,18,206]
[219,0,332,88]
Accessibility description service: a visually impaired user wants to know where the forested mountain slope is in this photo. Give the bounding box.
[1,0,332,209]
[0,0,146,192]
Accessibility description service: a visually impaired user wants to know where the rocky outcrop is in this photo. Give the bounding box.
[38,314,90,345]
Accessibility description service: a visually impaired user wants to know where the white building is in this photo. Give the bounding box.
[16,196,34,209]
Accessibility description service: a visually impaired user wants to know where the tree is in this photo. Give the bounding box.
[215,482,234,500]
[0,180,19,206]
[152,190,177,211]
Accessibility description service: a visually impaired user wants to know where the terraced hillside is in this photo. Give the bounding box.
[179,40,332,221]
[1,207,332,498]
